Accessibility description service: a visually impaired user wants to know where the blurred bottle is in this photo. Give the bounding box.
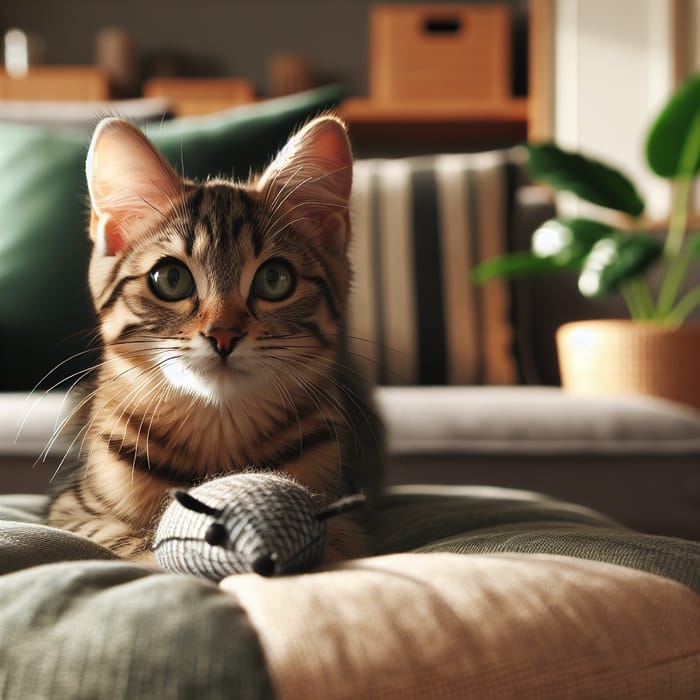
[267,53,314,96]
[4,28,46,78]
[95,27,139,98]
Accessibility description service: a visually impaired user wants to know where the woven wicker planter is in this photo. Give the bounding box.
[556,320,700,412]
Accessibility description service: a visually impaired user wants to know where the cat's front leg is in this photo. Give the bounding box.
[48,487,159,565]
[324,513,369,563]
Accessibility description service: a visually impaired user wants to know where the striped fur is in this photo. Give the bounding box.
[47,116,383,562]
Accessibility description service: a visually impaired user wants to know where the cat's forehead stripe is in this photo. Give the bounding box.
[182,187,205,255]
[187,184,259,295]
[200,186,251,243]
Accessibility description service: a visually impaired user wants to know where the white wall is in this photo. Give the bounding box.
[554,0,679,219]
[688,0,700,71]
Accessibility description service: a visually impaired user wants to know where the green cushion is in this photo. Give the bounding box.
[0,85,347,390]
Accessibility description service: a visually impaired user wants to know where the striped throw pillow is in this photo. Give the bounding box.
[347,151,519,386]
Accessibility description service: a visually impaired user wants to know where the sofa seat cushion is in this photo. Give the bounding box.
[5,385,699,465]
[377,386,700,539]
[378,386,700,455]
[0,486,698,699]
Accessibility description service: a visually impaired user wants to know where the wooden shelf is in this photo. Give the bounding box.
[339,97,528,152]
[0,66,109,101]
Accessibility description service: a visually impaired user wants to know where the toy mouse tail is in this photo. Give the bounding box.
[316,493,367,522]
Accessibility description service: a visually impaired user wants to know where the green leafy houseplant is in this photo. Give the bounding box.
[473,72,700,326]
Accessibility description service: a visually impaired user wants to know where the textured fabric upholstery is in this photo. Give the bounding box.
[222,553,700,700]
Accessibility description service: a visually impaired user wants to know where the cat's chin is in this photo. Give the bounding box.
[159,356,250,404]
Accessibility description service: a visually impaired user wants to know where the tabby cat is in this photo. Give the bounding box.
[47,115,383,563]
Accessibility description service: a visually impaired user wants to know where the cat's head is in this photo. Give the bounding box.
[85,115,353,404]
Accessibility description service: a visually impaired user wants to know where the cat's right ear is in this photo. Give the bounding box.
[86,118,182,256]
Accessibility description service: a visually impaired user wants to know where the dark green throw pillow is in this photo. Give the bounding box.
[0,85,347,390]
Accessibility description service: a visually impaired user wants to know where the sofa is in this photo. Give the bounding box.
[0,87,698,698]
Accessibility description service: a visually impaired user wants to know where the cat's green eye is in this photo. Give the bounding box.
[252,259,296,302]
[148,259,195,301]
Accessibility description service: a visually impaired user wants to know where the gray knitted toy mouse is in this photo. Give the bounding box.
[152,472,366,581]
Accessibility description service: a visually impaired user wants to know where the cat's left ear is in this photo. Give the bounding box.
[258,115,353,255]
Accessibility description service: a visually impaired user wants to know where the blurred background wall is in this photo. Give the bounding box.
[0,0,529,97]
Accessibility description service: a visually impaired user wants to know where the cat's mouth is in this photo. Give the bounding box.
[203,357,251,379]
[158,351,252,401]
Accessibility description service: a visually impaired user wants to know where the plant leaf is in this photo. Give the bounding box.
[646,72,700,178]
[578,234,663,298]
[689,231,700,260]
[531,217,616,265]
[472,218,617,284]
[525,143,645,217]
[471,251,568,284]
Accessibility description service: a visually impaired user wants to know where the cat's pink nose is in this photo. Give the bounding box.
[202,327,246,358]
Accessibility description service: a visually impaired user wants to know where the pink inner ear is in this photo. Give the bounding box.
[102,216,127,255]
[318,212,348,256]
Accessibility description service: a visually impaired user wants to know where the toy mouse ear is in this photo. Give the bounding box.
[173,490,223,517]
[316,493,367,522]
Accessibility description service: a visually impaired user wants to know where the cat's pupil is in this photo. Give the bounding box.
[148,260,194,301]
[167,267,181,289]
[252,260,294,301]
[266,268,280,288]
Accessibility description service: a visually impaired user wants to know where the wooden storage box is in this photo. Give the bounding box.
[143,77,255,116]
[0,67,109,101]
[370,3,511,103]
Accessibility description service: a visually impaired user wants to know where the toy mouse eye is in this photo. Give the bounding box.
[205,522,227,546]
[252,553,278,577]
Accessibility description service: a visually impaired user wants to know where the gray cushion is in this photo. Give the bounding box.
[0,562,274,700]
[0,495,273,699]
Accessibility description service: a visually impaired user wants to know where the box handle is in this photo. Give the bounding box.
[423,17,463,35]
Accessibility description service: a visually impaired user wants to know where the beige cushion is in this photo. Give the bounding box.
[221,552,700,699]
